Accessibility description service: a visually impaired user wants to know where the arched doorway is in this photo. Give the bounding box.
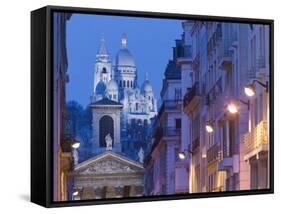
[99,115,114,147]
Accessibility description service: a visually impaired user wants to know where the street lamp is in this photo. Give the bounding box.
[71,139,80,149]
[205,123,214,133]
[72,190,79,196]
[244,80,268,97]
[227,99,249,114]
[178,149,193,160]
[244,83,256,97]
[178,151,186,160]
[227,102,239,114]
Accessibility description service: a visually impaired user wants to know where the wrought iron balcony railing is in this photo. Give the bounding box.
[191,137,200,152]
[257,55,266,69]
[183,82,200,108]
[243,120,269,155]
[153,126,181,144]
[207,143,221,163]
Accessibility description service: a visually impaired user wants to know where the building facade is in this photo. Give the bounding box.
[242,24,270,189]
[144,37,189,195]
[183,21,270,193]
[53,12,73,201]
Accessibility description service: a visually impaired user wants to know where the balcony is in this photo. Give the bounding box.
[256,55,268,77]
[183,82,200,113]
[191,137,200,152]
[244,120,269,160]
[153,126,181,145]
[247,66,257,79]
[207,143,221,164]
[158,100,181,118]
[257,56,266,69]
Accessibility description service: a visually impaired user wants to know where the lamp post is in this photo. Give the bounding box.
[71,139,80,149]
[205,122,214,133]
[178,149,193,160]
[244,80,268,97]
[227,99,250,114]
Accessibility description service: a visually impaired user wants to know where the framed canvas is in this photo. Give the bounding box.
[31,5,274,207]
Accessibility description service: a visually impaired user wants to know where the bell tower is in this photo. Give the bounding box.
[93,35,112,95]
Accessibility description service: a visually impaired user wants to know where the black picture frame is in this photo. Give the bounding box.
[31,5,274,208]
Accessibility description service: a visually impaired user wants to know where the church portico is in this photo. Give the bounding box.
[73,151,145,200]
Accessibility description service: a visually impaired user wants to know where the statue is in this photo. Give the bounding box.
[105,133,113,150]
[138,147,144,164]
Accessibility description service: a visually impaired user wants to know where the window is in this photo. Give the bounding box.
[254,97,259,126]
[175,118,181,129]
[127,80,130,87]
[123,80,126,87]
[251,36,257,69]
[259,93,263,123]
[222,123,228,157]
[192,115,200,141]
[229,120,235,156]
[175,88,181,101]
[136,103,139,111]
[131,81,133,87]
[113,94,116,99]
[144,119,148,126]
[259,26,265,59]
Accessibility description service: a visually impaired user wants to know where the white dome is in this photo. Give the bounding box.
[107,79,118,91]
[141,80,153,93]
[116,48,135,67]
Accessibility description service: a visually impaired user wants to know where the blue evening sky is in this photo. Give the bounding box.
[66,13,184,107]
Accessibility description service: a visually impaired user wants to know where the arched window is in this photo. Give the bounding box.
[99,115,114,147]
[130,81,133,88]
[127,80,130,88]
[144,119,148,126]
[123,80,126,87]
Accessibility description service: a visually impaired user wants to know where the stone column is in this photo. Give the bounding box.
[82,186,95,200]
[129,185,136,197]
[105,186,116,198]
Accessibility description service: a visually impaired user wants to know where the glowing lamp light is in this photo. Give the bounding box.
[72,190,79,196]
[227,103,238,114]
[178,151,186,160]
[205,123,214,133]
[71,140,80,149]
[244,84,256,97]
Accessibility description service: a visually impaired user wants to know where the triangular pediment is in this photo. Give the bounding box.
[74,151,144,175]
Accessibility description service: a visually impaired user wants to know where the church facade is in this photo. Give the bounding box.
[92,33,158,160]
